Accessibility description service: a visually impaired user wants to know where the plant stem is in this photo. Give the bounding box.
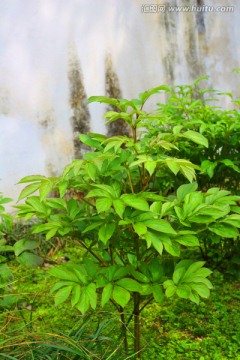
[133,293,141,359]
[76,239,107,266]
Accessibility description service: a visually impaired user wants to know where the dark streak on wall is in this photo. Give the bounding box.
[68,45,91,158]
[105,54,129,137]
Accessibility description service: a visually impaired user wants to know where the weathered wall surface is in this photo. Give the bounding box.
[0,0,239,207]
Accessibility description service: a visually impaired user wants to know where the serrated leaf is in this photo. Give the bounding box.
[54,285,73,306]
[112,285,130,308]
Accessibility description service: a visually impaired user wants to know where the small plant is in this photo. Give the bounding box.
[15,84,240,358]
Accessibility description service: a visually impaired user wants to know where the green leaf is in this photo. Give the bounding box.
[176,284,191,299]
[71,285,81,307]
[208,223,238,238]
[58,180,69,198]
[116,278,142,292]
[82,222,102,233]
[112,285,130,308]
[173,267,186,285]
[86,162,97,181]
[76,287,89,314]
[26,197,46,213]
[183,261,206,278]
[79,134,102,149]
[87,96,120,106]
[133,222,147,236]
[145,161,157,176]
[18,182,41,201]
[182,130,208,148]
[191,283,210,298]
[49,267,79,282]
[189,290,200,304]
[175,235,199,247]
[18,175,47,184]
[54,285,73,305]
[165,158,180,175]
[165,285,177,298]
[162,237,180,256]
[177,183,198,202]
[39,180,53,201]
[201,160,218,178]
[86,283,97,309]
[13,239,39,257]
[0,245,14,253]
[220,214,240,228]
[96,198,112,213]
[113,199,125,218]
[144,231,164,254]
[221,159,240,173]
[143,219,176,235]
[150,201,162,214]
[17,252,43,267]
[152,285,164,303]
[47,198,67,210]
[101,283,113,307]
[98,223,116,244]
[121,194,149,211]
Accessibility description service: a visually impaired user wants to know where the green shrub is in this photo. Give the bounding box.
[15,83,240,358]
